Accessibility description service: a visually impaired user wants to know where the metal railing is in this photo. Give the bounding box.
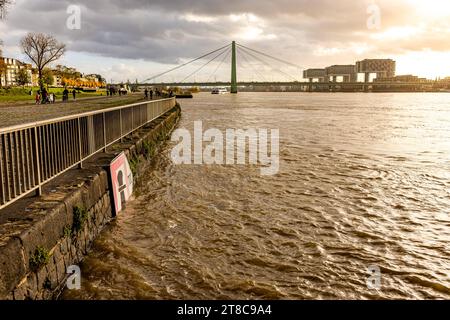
[0,97,176,210]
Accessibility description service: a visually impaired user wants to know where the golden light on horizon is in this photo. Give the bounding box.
[396,51,450,79]
[407,0,450,19]
[368,0,450,78]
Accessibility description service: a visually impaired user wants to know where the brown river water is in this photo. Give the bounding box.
[63,92,450,300]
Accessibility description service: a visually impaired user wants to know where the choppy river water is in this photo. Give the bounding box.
[63,92,450,299]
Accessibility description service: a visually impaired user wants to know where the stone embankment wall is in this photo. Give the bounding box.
[0,104,181,300]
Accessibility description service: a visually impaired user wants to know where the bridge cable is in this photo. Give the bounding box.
[206,47,231,83]
[236,43,302,69]
[237,45,299,81]
[180,46,230,83]
[236,46,268,82]
[238,45,299,82]
[142,43,231,83]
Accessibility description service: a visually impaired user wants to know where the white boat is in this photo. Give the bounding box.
[211,87,228,94]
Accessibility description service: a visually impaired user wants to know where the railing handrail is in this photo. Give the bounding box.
[0,97,175,134]
[0,97,177,210]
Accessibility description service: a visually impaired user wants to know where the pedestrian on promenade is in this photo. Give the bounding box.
[150,89,153,100]
[42,88,48,104]
[35,92,41,104]
[63,88,69,102]
[72,89,76,101]
[144,88,148,99]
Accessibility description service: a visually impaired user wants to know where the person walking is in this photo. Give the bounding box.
[41,88,48,104]
[35,92,41,105]
[72,89,76,101]
[63,88,69,102]
[144,88,148,99]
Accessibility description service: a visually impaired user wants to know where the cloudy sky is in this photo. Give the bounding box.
[1,0,450,82]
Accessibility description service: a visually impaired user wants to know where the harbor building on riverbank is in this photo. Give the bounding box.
[304,64,358,83]
[325,65,357,83]
[374,74,428,83]
[303,58,396,84]
[356,59,396,82]
[303,66,357,83]
[303,69,327,82]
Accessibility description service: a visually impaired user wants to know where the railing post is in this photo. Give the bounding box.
[120,109,123,142]
[103,112,107,152]
[78,117,83,169]
[33,127,42,196]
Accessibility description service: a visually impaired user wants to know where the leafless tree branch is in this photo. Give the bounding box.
[0,0,13,19]
[20,32,66,90]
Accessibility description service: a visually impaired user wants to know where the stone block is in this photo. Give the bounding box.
[26,273,38,298]
[0,238,26,298]
[13,282,27,300]
[36,266,48,291]
[45,261,58,290]
[62,188,84,229]
[18,203,69,270]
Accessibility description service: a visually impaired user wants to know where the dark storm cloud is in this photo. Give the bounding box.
[2,0,450,66]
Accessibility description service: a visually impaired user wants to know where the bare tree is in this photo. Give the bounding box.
[20,32,66,91]
[0,0,12,19]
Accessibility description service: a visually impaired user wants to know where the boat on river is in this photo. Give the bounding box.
[211,87,228,94]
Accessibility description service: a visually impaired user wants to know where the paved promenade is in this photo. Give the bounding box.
[0,94,147,128]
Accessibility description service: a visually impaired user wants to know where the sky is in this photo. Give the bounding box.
[1,0,450,82]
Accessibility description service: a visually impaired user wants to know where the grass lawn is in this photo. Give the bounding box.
[0,87,107,103]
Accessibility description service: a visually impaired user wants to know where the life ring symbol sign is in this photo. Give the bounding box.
[110,152,134,214]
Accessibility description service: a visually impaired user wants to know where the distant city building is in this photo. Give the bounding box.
[31,71,39,87]
[356,59,396,82]
[375,75,417,83]
[325,65,356,82]
[84,74,103,82]
[0,58,106,88]
[375,75,431,84]
[303,69,327,82]
[0,57,33,87]
[303,58,397,83]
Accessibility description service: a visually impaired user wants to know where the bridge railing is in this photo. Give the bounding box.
[0,97,176,210]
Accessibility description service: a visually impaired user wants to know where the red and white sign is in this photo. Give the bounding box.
[110,152,134,214]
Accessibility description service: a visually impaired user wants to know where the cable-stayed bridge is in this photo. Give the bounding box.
[141,41,303,93]
[139,41,434,93]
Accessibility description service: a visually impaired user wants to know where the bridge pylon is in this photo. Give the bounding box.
[231,41,238,94]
